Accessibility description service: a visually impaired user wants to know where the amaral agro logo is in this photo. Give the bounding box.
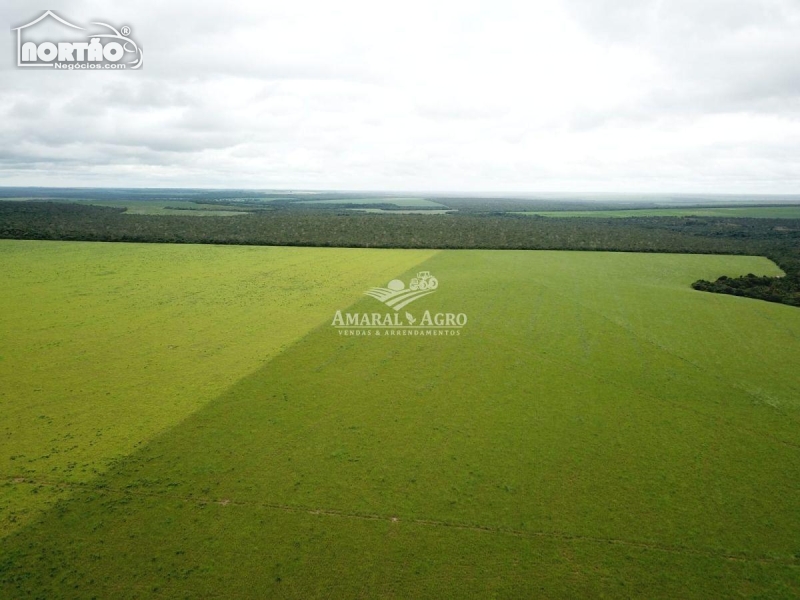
[13,10,142,70]
[332,271,467,337]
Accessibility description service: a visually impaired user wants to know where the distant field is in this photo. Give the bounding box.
[516,206,800,218]
[1,243,799,598]
[350,208,454,214]
[298,197,448,208]
[75,199,252,216]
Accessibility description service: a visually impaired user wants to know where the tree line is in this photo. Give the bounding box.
[1,201,797,307]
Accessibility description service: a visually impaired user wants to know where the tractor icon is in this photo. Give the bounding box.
[409,271,438,291]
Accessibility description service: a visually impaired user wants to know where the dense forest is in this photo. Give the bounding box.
[1,201,798,307]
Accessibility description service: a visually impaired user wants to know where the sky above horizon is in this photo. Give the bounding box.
[1,0,799,193]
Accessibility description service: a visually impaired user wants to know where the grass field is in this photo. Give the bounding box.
[76,200,252,216]
[350,208,454,214]
[1,242,799,598]
[516,206,800,218]
[0,241,435,538]
[298,197,448,208]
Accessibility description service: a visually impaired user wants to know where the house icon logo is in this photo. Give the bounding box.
[13,10,143,70]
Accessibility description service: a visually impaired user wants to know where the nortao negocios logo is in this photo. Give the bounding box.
[331,271,468,337]
[13,10,142,70]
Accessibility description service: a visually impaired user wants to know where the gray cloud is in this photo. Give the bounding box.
[564,0,800,112]
[0,0,798,191]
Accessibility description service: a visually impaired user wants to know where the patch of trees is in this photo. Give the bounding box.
[633,216,800,307]
[0,201,749,252]
[692,274,800,307]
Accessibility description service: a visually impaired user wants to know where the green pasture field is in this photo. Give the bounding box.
[0,241,435,537]
[76,199,252,216]
[1,242,799,598]
[297,197,448,208]
[516,206,800,218]
[350,208,454,214]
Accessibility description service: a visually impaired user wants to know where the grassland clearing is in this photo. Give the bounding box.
[1,245,798,597]
[0,241,435,538]
[78,199,253,216]
[297,197,448,208]
[349,208,454,214]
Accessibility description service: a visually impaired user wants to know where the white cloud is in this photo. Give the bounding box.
[0,0,798,192]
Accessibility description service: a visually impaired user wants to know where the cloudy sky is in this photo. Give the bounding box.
[2,0,799,192]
